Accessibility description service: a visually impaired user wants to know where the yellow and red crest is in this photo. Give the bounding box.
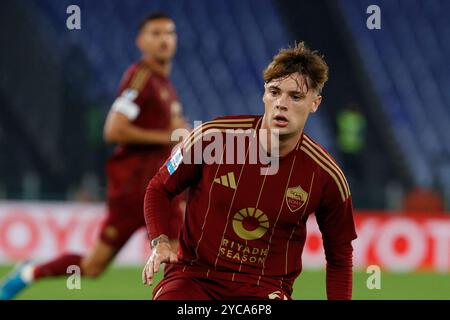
[285,185,308,212]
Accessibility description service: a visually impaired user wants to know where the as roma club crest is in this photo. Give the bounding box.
[285,185,308,212]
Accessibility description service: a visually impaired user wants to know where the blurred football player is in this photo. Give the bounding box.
[0,12,187,300]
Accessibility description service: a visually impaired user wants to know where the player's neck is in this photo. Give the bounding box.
[277,132,302,157]
[260,116,302,157]
[261,136,299,158]
[142,56,171,77]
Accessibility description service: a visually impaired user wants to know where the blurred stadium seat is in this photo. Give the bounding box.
[338,0,450,205]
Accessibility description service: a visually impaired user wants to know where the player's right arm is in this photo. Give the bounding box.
[104,111,173,145]
[142,124,208,286]
[141,234,178,286]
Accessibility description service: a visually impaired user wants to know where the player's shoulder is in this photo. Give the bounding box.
[205,114,262,129]
[121,61,153,92]
[299,133,340,168]
[181,115,261,153]
[189,114,261,139]
[299,133,350,202]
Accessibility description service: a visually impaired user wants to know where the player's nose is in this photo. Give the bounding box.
[275,103,287,111]
[160,33,172,43]
[275,94,288,110]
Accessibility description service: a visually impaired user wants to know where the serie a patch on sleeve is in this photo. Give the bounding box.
[166,148,183,175]
[122,88,138,100]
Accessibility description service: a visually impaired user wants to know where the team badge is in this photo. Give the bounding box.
[285,185,308,212]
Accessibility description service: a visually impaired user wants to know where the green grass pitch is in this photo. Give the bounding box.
[1,265,449,300]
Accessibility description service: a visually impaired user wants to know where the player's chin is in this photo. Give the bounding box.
[157,50,175,60]
[270,124,291,135]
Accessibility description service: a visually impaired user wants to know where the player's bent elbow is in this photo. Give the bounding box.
[103,129,114,144]
[103,111,130,144]
[103,123,125,144]
[103,128,117,144]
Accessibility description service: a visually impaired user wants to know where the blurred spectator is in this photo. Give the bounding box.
[337,103,367,157]
[336,103,367,206]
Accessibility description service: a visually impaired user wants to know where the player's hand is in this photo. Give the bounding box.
[142,242,178,286]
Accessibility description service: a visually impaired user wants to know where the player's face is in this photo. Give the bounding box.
[137,19,177,63]
[262,72,322,139]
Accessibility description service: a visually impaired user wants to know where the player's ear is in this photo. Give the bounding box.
[310,95,322,113]
[262,91,270,105]
[136,34,143,51]
[262,83,268,103]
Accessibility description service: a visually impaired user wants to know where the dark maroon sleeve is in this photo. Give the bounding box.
[323,241,353,300]
[144,145,201,240]
[116,64,152,111]
[315,175,357,300]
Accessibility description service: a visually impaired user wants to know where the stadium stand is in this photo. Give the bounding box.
[1,0,449,209]
[338,0,450,205]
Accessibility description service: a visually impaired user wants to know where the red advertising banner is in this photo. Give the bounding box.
[302,211,450,272]
[0,203,449,271]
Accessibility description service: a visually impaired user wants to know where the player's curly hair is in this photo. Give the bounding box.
[263,42,329,93]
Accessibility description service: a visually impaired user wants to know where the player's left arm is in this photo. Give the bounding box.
[315,175,357,300]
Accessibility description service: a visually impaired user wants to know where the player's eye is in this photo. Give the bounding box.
[269,89,279,96]
[291,93,305,101]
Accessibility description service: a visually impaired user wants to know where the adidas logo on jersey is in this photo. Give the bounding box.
[214,172,237,189]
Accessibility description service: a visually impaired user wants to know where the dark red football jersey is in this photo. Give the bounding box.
[145,115,357,297]
[107,61,182,199]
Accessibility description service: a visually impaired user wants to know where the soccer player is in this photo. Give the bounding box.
[142,42,357,300]
[0,13,186,300]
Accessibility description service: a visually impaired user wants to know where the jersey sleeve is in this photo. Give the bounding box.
[110,65,151,121]
[144,135,203,240]
[315,174,357,299]
[315,175,357,245]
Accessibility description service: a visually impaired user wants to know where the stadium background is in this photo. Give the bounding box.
[0,0,449,299]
